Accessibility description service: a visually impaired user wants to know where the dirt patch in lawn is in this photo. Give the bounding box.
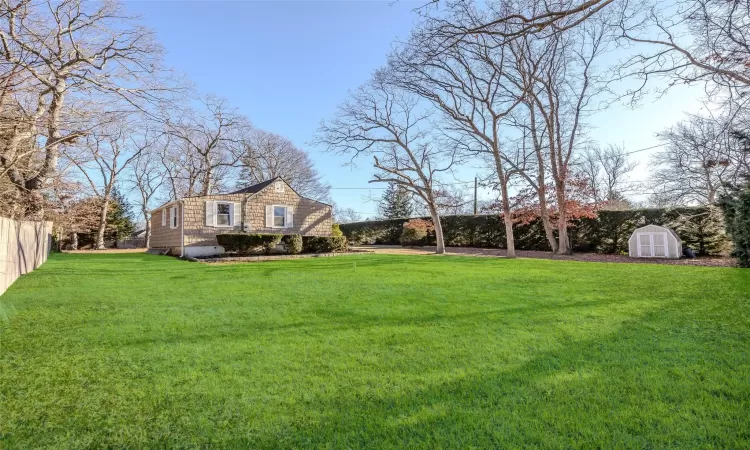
[352,245,737,267]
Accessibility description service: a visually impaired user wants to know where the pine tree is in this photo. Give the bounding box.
[107,188,136,246]
[378,183,413,219]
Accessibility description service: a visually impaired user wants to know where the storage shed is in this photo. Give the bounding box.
[628,225,682,259]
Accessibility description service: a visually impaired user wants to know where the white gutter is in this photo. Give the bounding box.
[180,199,185,258]
[150,199,180,215]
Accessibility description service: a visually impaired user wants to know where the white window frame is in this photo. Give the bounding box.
[215,201,234,227]
[637,232,669,258]
[169,206,179,229]
[271,205,287,228]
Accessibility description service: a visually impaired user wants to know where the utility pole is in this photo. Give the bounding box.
[473,176,478,216]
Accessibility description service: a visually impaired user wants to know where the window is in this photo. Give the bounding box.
[274,206,286,227]
[169,206,179,229]
[216,202,232,226]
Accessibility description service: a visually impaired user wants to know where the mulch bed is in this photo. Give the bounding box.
[354,245,738,267]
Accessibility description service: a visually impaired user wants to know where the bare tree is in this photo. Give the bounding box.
[128,133,166,248]
[508,14,613,253]
[0,0,170,217]
[333,206,362,224]
[239,129,330,201]
[0,95,41,217]
[64,115,146,249]
[164,95,250,197]
[419,0,617,46]
[389,20,530,256]
[433,186,473,215]
[618,0,750,102]
[316,74,460,254]
[47,170,100,250]
[579,143,636,204]
[649,114,749,205]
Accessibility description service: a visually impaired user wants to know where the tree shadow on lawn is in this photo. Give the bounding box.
[3,270,747,448]
[214,305,748,449]
[109,292,654,350]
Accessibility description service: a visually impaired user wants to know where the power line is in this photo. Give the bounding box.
[622,143,667,155]
[330,180,477,190]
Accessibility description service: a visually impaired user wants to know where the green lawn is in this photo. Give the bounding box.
[0,253,749,448]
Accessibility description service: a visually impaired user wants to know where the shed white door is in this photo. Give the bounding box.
[638,232,668,257]
[652,233,667,257]
[639,234,652,257]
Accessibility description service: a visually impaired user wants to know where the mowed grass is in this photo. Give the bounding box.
[0,253,749,448]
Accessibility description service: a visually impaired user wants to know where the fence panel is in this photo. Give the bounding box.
[0,217,53,295]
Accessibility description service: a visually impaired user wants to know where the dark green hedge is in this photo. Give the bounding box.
[282,234,303,255]
[302,236,348,253]
[218,233,348,255]
[216,233,282,255]
[340,206,730,255]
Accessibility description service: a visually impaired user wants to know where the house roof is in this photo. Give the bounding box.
[228,177,280,195]
[150,177,332,214]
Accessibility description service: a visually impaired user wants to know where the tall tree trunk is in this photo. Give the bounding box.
[493,150,516,258]
[143,207,151,249]
[500,182,516,258]
[537,183,559,253]
[95,198,110,250]
[21,190,45,220]
[428,204,445,254]
[528,104,558,253]
[200,161,213,196]
[70,231,78,250]
[555,183,571,254]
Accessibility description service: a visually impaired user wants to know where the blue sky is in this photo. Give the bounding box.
[128,1,705,215]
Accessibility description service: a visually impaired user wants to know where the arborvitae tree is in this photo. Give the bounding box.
[671,206,732,256]
[720,183,750,267]
[378,183,413,219]
[720,130,750,267]
[107,188,136,246]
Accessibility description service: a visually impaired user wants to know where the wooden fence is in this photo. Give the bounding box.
[0,217,53,295]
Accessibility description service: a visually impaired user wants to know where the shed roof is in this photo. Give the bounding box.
[633,224,671,232]
[630,224,682,243]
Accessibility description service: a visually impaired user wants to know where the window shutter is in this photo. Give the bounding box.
[286,206,294,228]
[205,201,216,227]
[161,209,166,226]
[229,203,238,227]
[265,205,273,228]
